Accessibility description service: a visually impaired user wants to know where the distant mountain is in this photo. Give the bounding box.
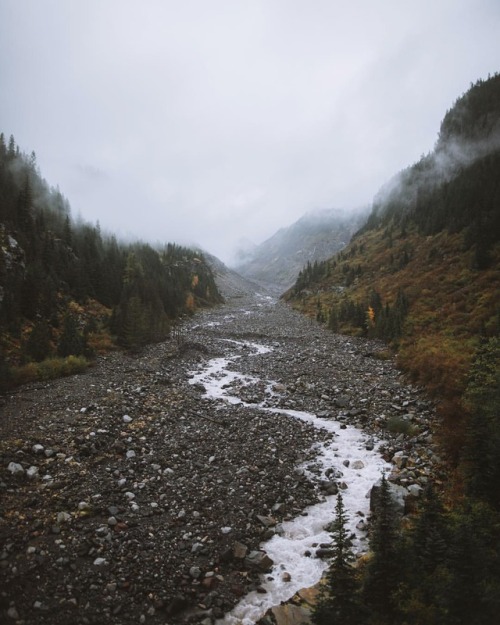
[234,207,368,289]
[201,251,268,300]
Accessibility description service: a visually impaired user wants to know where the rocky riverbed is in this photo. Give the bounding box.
[0,291,444,625]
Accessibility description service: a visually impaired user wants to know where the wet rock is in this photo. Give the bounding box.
[245,550,274,572]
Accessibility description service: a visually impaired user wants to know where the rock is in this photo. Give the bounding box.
[7,606,20,620]
[233,541,248,559]
[282,571,292,582]
[315,548,334,558]
[7,462,24,475]
[0,290,440,623]
[370,479,408,516]
[93,558,106,566]
[32,444,45,454]
[26,465,39,479]
[126,450,136,459]
[189,566,202,579]
[271,603,312,625]
[123,415,132,423]
[256,514,276,527]
[319,480,338,495]
[245,550,274,572]
[351,460,365,470]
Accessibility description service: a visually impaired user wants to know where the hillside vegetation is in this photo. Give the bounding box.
[285,74,500,461]
[0,134,222,390]
[289,74,500,625]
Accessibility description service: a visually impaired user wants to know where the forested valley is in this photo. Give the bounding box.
[0,134,222,390]
[0,76,499,625]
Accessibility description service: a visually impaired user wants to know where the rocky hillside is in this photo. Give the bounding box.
[234,208,368,289]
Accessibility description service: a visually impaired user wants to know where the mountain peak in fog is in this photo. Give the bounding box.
[234,207,369,289]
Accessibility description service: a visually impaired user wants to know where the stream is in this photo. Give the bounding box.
[188,314,391,625]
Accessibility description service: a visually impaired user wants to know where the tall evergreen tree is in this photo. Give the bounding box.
[57,314,85,357]
[362,475,402,623]
[313,493,366,625]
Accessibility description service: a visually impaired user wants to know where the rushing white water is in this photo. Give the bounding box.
[189,339,390,625]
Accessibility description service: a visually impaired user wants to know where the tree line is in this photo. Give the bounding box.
[314,338,500,625]
[0,133,222,389]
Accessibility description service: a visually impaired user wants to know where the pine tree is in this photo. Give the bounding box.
[362,475,402,623]
[58,314,85,357]
[463,337,500,509]
[24,319,52,362]
[313,493,366,625]
[396,485,450,623]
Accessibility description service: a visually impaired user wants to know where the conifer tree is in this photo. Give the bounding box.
[362,474,402,623]
[313,493,366,625]
[58,314,85,357]
[24,319,52,362]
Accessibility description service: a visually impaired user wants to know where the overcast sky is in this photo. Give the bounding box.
[1,1,499,263]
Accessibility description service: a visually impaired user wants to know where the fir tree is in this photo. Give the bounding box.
[362,474,402,623]
[24,319,52,362]
[313,493,366,625]
[58,314,85,357]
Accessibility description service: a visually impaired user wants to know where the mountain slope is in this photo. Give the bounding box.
[284,74,500,460]
[234,207,368,288]
[0,133,222,389]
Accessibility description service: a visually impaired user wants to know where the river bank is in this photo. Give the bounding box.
[0,292,441,624]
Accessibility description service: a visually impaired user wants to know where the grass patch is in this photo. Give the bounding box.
[386,416,418,437]
[9,356,90,388]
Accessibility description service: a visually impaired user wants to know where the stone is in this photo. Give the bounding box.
[26,465,39,479]
[245,550,274,572]
[7,462,24,475]
[7,606,20,619]
[351,460,365,470]
[233,541,248,559]
[256,514,276,527]
[271,604,312,625]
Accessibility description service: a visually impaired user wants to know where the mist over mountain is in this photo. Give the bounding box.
[233,207,368,289]
[285,73,499,444]
[200,250,268,300]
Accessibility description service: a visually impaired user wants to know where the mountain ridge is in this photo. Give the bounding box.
[234,207,368,288]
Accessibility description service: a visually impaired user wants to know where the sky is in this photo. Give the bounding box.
[1,1,499,264]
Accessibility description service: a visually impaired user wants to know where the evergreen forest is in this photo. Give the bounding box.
[0,134,222,390]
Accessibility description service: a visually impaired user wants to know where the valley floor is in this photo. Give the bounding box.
[0,291,442,625]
